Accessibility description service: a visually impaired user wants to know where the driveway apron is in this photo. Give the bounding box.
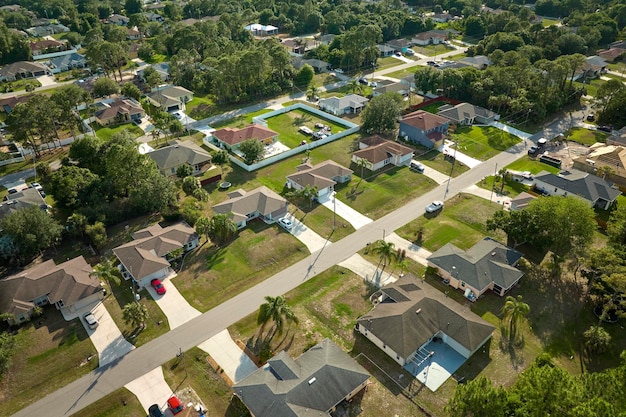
[124,367,174,413]
[81,302,135,367]
[321,192,373,230]
[146,275,201,329]
[197,329,258,384]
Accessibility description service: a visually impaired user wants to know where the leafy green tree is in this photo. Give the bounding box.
[361,93,403,134]
[49,165,100,210]
[211,150,229,174]
[501,295,530,342]
[0,206,63,264]
[206,214,238,245]
[257,295,299,343]
[176,164,194,178]
[446,376,510,417]
[294,64,314,87]
[90,257,122,288]
[66,213,88,239]
[182,176,201,195]
[143,66,162,90]
[93,77,120,97]
[121,82,142,101]
[583,325,612,354]
[195,216,211,243]
[125,0,143,15]
[0,331,15,378]
[85,221,108,251]
[239,139,265,165]
[122,302,149,330]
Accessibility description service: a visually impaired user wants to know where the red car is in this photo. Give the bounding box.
[167,396,184,415]
[151,279,166,295]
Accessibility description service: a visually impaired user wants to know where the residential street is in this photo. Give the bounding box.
[12,132,539,417]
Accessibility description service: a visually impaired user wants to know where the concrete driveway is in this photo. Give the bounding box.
[197,329,258,384]
[36,75,56,87]
[81,302,135,367]
[281,213,330,253]
[321,192,373,230]
[384,232,432,266]
[124,367,173,413]
[439,142,482,169]
[412,160,450,185]
[338,254,398,288]
[146,276,201,329]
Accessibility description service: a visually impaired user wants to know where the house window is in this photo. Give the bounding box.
[171,168,176,174]
[461,281,465,287]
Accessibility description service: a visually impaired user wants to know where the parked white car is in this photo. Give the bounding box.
[426,201,444,213]
[278,218,293,230]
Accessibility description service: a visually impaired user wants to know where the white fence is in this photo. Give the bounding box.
[0,155,24,167]
[205,102,360,172]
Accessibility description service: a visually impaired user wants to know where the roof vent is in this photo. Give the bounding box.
[308,377,316,385]
[415,308,422,314]
[491,252,496,256]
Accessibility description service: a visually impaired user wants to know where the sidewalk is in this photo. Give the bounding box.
[438,141,482,168]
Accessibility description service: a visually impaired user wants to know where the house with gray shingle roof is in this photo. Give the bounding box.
[356,275,494,391]
[318,94,369,116]
[0,256,104,326]
[147,140,211,177]
[0,188,47,223]
[212,186,289,229]
[234,338,370,417]
[0,61,50,81]
[286,160,352,199]
[47,52,86,73]
[437,102,499,125]
[113,222,198,287]
[427,237,524,299]
[147,85,193,112]
[533,169,621,210]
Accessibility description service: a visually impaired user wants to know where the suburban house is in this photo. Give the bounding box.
[108,13,130,26]
[509,192,537,211]
[234,338,370,417]
[147,85,194,112]
[0,94,33,113]
[317,34,336,45]
[377,44,395,57]
[460,55,492,70]
[0,188,47,223]
[94,98,145,126]
[356,275,495,391]
[399,110,449,148]
[597,48,625,63]
[127,27,141,40]
[431,12,455,22]
[437,102,499,125]
[47,53,86,73]
[372,81,409,97]
[137,62,170,82]
[572,143,626,186]
[286,160,353,199]
[386,38,411,53]
[574,55,608,80]
[427,238,525,300]
[607,126,626,147]
[318,94,369,116]
[533,169,621,209]
[412,30,448,46]
[352,135,414,171]
[0,256,104,326]
[211,124,278,151]
[293,58,328,73]
[113,222,199,288]
[0,61,50,81]
[26,23,70,37]
[212,186,289,229]
[144,12,165,22]
[244,23,278,37]
[147,140,212,177]
[282,38,309,55]
[609,40,626,50]
[29,39,71,57]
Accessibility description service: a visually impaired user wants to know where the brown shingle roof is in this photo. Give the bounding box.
[212,124,277,146]
[401,110,449,131]
[353,136,414,164]
[94,99,144,122]
[212,186,288,223]
[286,160,353,189]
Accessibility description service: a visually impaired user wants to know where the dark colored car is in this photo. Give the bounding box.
[598,125,612,133]
[168,396,184,415]
[527,145,538,156]
[151,278,166,295]
[586,114,595,121]
[148,404,164,417]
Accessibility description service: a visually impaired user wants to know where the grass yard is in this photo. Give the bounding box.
[419,102,448,114]
[414,147,470,178]
[210,109,273,129]
[291,203,356,242]
[450,125,521,160]
[335,165,438,219]
[265,108,352,149]
[564,127,608,145]
[386,65,420,80]
[186,94,215,120]
[0,307,98,417]
[411,44,456,57]
[174,221,309,312]
[228,266,432,417]
[376,56,404,70]
[396,193,507,251]
[103,282,170,347]
[0,146,67,177]
[541,18,561,26]
[312,72,338,87]
[573,78,606,98]
[93,124,143,141]
[70,388,145,417]
[476,175,529,197]
[505,156,561,174]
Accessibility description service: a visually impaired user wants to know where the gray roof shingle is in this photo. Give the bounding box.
[534,169,621,203]
[147,140,211,172]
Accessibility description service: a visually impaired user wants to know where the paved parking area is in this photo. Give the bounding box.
[281,213,330,253]
[197,329,258,384]
[146,276,201,329]
[80,302,135,367]
[125,367,174,414]
[321,192,373,230]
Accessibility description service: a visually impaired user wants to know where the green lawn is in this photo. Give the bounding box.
[419,102,448,114]
[476,175,530,198]
[210,109,273,129]
[0,308,98,417]
[414,147,470,177]
[541,18,561,26]
[564,127,608,145]
[265,108,352,149]
[450,125,521,160]
[574,78,606,98]
[376,56,403,70]
[186,94,215,120]
[396,193,507,251]
[93,124,143,141]
[70,388,145,417]
[1,78,41,93]
[505,156,561,174]
[0,146,67,177]
[386,65,420,80]
[174,221,309,312]
[411,44,456,57]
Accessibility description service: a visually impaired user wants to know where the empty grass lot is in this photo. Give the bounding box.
[476,175,529,197]
[93,124,143,141]
[396,193,507,251]
[0,308,98,417]
[385,65,420,80]
[450,125,521,160]
[173,221,309,312]
[505,156,561,174]
[564,127,608,145]
[186,94,214,120]
[411,44,456,57]
[415,147,470,177]
[573,78,606,98]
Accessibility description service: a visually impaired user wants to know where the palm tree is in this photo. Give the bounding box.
[257,295,299,342]
[373,239,395,275]
[306,84,319,101]
[497,168,510,194]
[501,295,530,342]
[597,165,615,180]
[207,213,238,245]
[347,79,364,95]
[195,216,211,243]
[90,257,122,291]
[355,157,372,184]
[122,302,149,330]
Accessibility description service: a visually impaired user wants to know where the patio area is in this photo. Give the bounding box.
[404,338,466,391]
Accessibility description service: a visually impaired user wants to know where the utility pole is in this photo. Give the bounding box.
[489,163,498,203]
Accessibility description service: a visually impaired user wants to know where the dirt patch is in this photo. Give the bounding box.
[541,141,589,170]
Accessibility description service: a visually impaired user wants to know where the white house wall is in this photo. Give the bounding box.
[139,267,171,288]
[441,333,471,358]
[357,323,406,366]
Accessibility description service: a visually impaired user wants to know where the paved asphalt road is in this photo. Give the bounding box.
[13,133,538,417]
[0,167,34,188]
